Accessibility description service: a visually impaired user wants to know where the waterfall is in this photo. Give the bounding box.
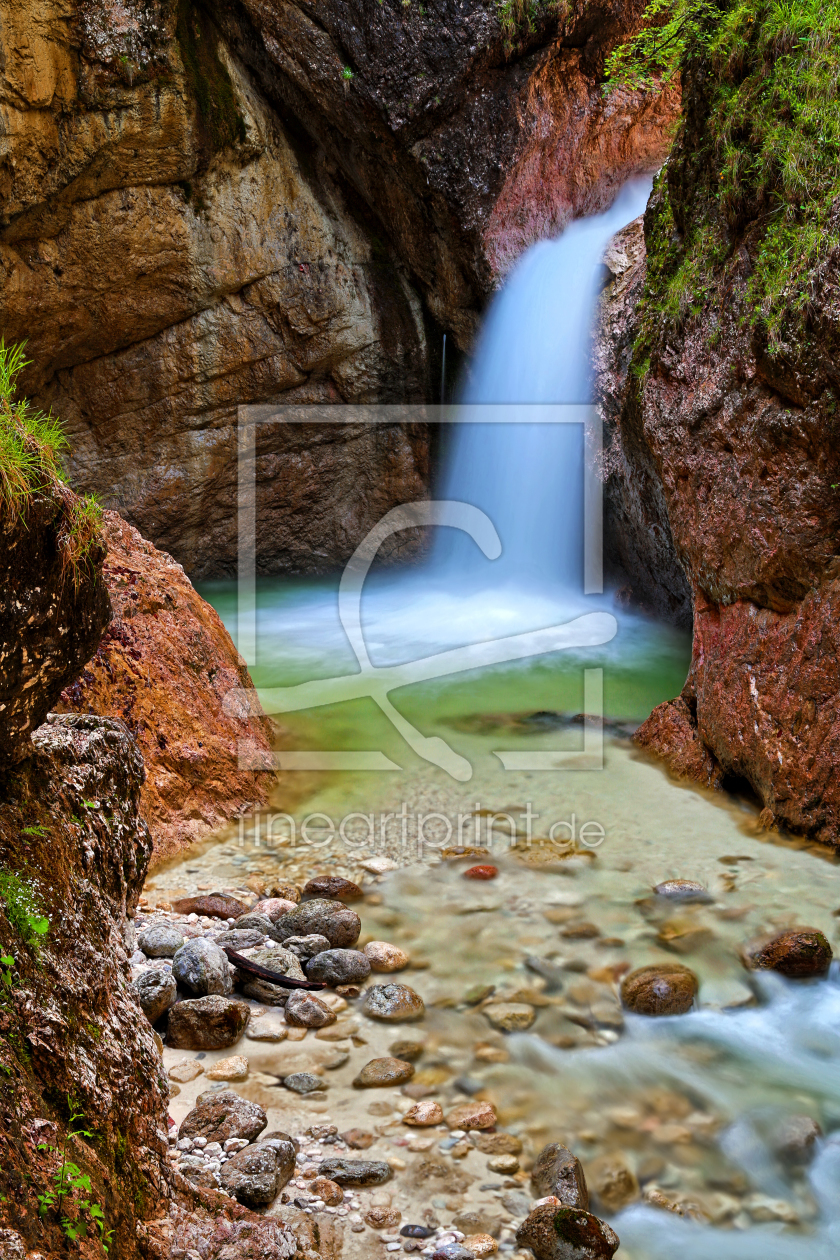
[435,177,652,593]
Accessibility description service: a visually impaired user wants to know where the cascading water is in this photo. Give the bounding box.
[435,177,652,592]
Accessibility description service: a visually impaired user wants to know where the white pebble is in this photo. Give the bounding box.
[187,913,199,922]
[386,1247,401,1253]
[193,1137,207,1148]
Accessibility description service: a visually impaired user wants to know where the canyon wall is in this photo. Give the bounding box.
[0,0,678,577]
[598,7,840,845]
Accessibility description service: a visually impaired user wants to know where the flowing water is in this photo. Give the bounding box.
[150,183,840,1255]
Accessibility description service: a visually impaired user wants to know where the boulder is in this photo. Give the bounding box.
[132,969,177,1024]
[220,1136,295,1207]
[303,876,363,901]
[531,1144,589,1208]
[179,1089,267,1143]
[167,995,250,1050]
[172,938,233,996]
[137,922,185,957]
[620,964,698,1015]
[273,898,362,948]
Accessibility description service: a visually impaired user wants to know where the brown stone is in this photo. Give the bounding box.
[341,1129,376,1150]
[303,876,364,901]
[463,865,499,880]
[531,1144,589,1209]
[56,512,275,863]
[179,1089,267,1143]
[741,929,832,978]
[475,1132,523,1156]
[310,1176,344,1205]
[772,1115,822,1164]
[251,898,297,922]
[446,1101,497,1131]
[364,1206,401,1230]
[353,1057,416,1088]
[516,1204,620,1260]
[587,1153,639,1212]
[284,991,337,1029]
[171,894,249,920]
[167,995,251,1049]
[620,964,699,1016]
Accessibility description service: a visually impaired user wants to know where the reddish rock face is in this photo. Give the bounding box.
[56,511,276,863]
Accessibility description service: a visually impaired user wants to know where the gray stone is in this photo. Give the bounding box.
[283,1073,327,1095]
[180,1089,267,1143]
[213,928,267,951]
[132,968,177,1023]
[431,1248,474,1260]
[282,934,332,961]
[284,990,337,1028]
[531,1143,589,1208]
[220,1137,295,1207]
[363,983,425,1022]
[172,938,233,997]
[317,1157,392,1186]
[167,995,250,1050]
[272,898,362,948]
[234,912,280,938]
[237,946,306,983]
[137,922,186,958]
[241,980,289,1006]
[305,949,371,986]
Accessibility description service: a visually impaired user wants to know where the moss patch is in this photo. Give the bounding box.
[176,0,246,161]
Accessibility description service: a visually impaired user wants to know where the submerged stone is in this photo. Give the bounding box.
[620,964,698,1015]
[741,928,832,977]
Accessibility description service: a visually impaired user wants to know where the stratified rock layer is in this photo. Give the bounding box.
[56,512,276,862]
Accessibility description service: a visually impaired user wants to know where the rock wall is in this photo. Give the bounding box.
[56,512,277,866]
[0,0,679,578]
[599,9,840,845]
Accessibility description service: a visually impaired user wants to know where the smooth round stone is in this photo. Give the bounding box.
[516,1204,619,1260]
[251,898,297,922]
[282,1072,327,1094]
[284,991,337,1028]
[310,1175,343,1205]
[482,1002,536,1032]
[205,1054,249,1082]
[132,969,177,1022]
[653,880,710,902]
[172,938,233,997]
[475,1132,523,1156]
[234,912,278,937]
[179,1089,267,1142]
[273,899,362,948]
[620,964,698,1015]
[137,922,185,958]
[353,1057,415,1088]
[463,865,499,881]
[364,941,410,972]
[213,929,267,952]
[318,1157,392,1187]
[487,1153,520,1174]
[363,984,425,1022]
[741,928,833,977]
[283,934,332,961]
[402,1100,443,1126]
[305,948,371,986]
[303,876,363,902]
[446,1100,497,1130]
[167,996,251,1050]
[389,1038,425,1061]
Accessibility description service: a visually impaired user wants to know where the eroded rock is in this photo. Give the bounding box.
[220,1136,295,1207]
[318,1157,392,1187]
[353,1058,415,1088]
[167,995,250,1049]
[179,1090,267,1143]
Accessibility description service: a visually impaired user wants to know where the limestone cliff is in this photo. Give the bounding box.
[0,0,679,578]
[598,2,840,845]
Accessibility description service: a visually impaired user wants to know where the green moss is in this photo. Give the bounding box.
[176,0,246,159]
[496,0,568,48]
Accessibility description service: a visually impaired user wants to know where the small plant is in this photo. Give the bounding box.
[341,65,354,79]
[37,1100,112,1252]
[0,952,16,991]
[0,871,49,951]
[0,341,67,517]
[21,824,48,838]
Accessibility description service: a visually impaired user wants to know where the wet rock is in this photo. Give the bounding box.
[516,1204,620,1260]
[588,1153,639,1212]
[365,940,411,972]
[653,880,711,902]
[741,928,833,977]
[168,995,251,1049]
[364,983,425,1021]
[531,1144,589,1208]
[303,876,363,901]
[342,1129,376,1149]
[171,894,248,920]
[464,866,499,880]
[282,1072,327,1094]
[772,1114,822,1163]
[390,1038,425,1060]
[205,1055,249,1082]
[483,1002,536,1032]
[620,964,698,1015]
[169,1058,204,1084]
[476,1132,523,1156]
[353,1057,415,1088]
[319,1157,392,1186]
[213,928,267,952]
[172,938,233,996]
[251,897,297,922]
[305,948,372,986]
[220,1136,295,1207]
[179,1089,267,1143]
[402,1100,444,1126]
[138,922,185,958]
[446,1101,497,1131]
[311,1175,344,1205]
[273,898,362,948]
[284,991,337,1028]
[132,969,177,1023]
[282,934,332,961]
